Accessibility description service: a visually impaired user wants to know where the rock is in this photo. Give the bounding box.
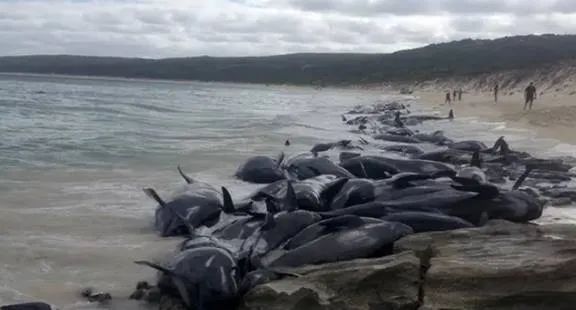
[241,251,421,310]
[395,220,576,310]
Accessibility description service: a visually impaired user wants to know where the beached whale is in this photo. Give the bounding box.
[382,211,474,232]
[381,144,425,156]
[143,167,223,237]
[235,155,285,184]
[136,246,240,310]
[251,176,349,212]
[281,215,382,251]
[487,190,544,223]
[1,303,52,310]
[249,210,320,267]
[342,156,455,178]
[259,220,412,268]
[373,133,421,143]
[449,140,488,152]
[413,131,453,145]
[285,156,355,180]
[341,156,398,179]
[329,178,376,210]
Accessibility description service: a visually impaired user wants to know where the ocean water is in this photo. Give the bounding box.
[0,74,574,309]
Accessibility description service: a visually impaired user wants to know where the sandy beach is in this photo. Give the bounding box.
[416,90,576,144]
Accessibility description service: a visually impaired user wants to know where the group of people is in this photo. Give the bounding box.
[444,88,463,104]
[444,82,538,111]
[494,82,537,110]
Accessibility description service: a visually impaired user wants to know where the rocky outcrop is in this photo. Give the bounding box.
[242,221,576,310]
[396,220,576,310]
[240,251,421,310]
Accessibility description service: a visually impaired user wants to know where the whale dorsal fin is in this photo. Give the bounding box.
[221,187,236,214]
[284,181,298,212]
[321,178,349,204]
[276,152,285,168]
[261,213,276,231]
[143,188,166,206]
[177,166,195,184]
[471,151,482,168]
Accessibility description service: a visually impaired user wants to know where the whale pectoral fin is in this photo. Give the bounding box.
[358,161,369,178]
[221,187,236,214]
[143,188,166,206]
[173,277,197,309]
[134,260,173,275]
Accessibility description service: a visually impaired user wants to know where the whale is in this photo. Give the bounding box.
[1,303,52,310]
[143,167,224,237]
[260,220,412,268]
[285,156,355,180]
[235,155,285,184]
[373,134,421,144]
[329,178,375,210]
[136,246,240,310]
[381,144,425,156]
[382,211,474,232]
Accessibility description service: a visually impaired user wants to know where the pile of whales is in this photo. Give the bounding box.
[120,100,576,310]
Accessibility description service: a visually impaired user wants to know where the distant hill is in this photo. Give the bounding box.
[1,34,576,85]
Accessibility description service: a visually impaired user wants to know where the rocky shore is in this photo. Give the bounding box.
[242,220,576,310]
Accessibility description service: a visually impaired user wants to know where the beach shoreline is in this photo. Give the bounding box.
[413,89,576,145]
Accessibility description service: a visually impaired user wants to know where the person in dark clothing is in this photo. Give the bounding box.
[524,82,537,110]
[445,91,452,105]
[458,89,463,101]
[453,90,458,101]
[494,83,499,103]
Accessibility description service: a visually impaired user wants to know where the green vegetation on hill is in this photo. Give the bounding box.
[1,34,576,85]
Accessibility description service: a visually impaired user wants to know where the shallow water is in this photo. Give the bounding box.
[0,74,574,309]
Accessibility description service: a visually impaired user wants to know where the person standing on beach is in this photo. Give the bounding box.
[453,90,458,101]
[458,89,463,101]
[494,83,499,103]
[524,82,537,110]
[445,91,452,105]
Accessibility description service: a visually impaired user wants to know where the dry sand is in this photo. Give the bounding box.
[415,90,576,144]
[388,62,576,145]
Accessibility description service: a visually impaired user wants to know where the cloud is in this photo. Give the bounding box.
[0,0,575,57]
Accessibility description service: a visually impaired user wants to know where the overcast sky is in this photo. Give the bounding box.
[1,0,576,58]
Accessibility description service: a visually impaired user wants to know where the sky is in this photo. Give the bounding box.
[1,0,576,58]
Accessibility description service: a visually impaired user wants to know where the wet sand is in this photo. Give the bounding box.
[415,90,576,144]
